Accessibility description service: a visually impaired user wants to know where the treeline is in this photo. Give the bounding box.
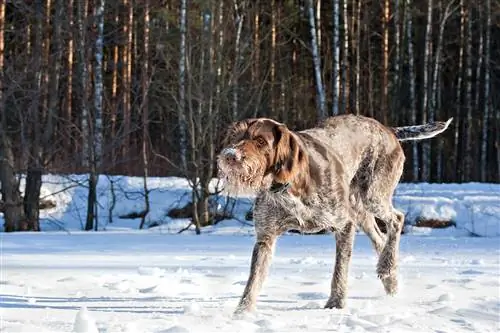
[0,0,498,231]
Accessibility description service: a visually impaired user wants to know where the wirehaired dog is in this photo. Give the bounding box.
[217,114,452,314]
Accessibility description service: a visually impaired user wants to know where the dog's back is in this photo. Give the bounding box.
[298,114,404,189]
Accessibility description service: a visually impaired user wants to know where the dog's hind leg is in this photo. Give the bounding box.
[374,208,404,294]
[359,211,400,295]
[362,147,406,295]
[359,211,386,255]
[325,221,356,309]
[235,233,278,315]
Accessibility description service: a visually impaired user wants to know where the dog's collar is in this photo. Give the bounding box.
[269,181,291,193]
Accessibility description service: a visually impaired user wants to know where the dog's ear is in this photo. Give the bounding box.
[273,124,307,183]
[222,118,258,146]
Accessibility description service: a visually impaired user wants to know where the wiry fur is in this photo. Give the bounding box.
[217,114,452,315]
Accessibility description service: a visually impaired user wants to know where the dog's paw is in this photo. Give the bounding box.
[381,275,398,295]
[233,304,255,319]
[324,297,346,309]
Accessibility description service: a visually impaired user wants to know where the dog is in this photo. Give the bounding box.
[217,114,452,314]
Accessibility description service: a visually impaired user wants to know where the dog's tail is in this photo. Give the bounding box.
[392,118,453,141]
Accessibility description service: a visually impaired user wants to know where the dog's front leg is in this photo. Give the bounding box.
[325,221,356,309]
[235,234,277,315]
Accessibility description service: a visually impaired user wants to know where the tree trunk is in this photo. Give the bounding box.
[76,0,89,167]
[454,0,466,181]
[121,0,133,171]
[354,0,361,115]
[0,0,4,84]
[232,1,244,120]
[65,0,74,164]
[251,2,261,118]
[0,137,26,232]
[393,0,401,124]
[139,0,151,230]
[23,0,47,232]
[381,0,390,124]
[307,0,326,120]
[85,172,97,231]
[481,0,491,181]
[270,0,277,117]
[110,3,120,166]
[406,0,419,181]
[340,0,349,114]
[93,0,105,167]
[421,0,433,181]
[332,0,340,115]
[23,169,42,231]
[178,0,188,171]
[85,0,105,231]
[463,0,472,181]
[0,1,24,231]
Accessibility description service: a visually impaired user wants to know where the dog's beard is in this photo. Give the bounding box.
[217,155,269,196]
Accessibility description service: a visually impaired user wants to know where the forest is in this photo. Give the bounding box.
[0,0,498,231]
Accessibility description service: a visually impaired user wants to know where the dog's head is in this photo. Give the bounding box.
[217,118,307,195]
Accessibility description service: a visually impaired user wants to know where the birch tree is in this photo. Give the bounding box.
[76,0,89,167]
[139,0,151,229]
[178,0,188,171]
[85,0,105,231]
[307,0,326,120]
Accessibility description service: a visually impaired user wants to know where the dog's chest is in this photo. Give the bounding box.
[254,191,343,233]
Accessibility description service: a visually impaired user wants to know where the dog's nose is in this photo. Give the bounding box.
[222,148,242,164]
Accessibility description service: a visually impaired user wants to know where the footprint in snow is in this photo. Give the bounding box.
[300,301,322,309]
[296,292,328,300]
[437,292,455,303]
[137,266,166,277]
[232,280,247,286]
[157,326,190,333]
[469,259,485,265]
[138,285,158,293]
[459,269,484,275]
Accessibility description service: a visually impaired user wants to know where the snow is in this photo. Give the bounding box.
[2,174,499,237]
[0,175,499,331]
[1,233,499,332]
[72,306,99,333]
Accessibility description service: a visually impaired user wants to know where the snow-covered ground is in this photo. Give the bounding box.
[3,175,500,237]
[1,175,499,332]
[1,232,499,332]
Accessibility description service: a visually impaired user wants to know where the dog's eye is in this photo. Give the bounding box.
[255,137,267,147]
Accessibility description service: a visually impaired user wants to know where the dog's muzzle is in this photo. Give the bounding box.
[221,147,243,166]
